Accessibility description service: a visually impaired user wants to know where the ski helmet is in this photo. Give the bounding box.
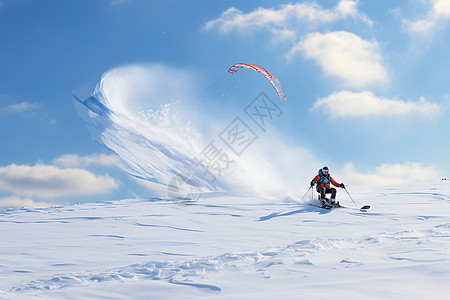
[322,166,329,173]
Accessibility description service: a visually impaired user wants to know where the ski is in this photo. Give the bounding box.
[306,202,338,210]
[309,195,370,211]
[340,204,371,211]
[306,203,370,211]
[310,197,342,210]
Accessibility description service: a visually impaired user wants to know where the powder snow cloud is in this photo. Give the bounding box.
[289,31,389,88]
[0,196,51,208]
[312,90,439,118]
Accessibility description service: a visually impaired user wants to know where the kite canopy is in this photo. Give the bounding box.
[228,63,286,102]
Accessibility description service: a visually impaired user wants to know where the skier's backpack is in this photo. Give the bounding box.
[317,168,330,185]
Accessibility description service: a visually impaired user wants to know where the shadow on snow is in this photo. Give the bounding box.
[257,203,331,221]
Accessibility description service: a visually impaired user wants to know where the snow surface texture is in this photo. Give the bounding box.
[1,182,449,299]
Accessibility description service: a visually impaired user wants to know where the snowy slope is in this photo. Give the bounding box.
[1,181,449,299]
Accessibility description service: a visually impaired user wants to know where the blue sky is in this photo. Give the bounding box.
[1,0,450,207]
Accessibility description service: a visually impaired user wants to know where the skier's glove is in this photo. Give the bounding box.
[310,181,315,187]
[340,183,345,188]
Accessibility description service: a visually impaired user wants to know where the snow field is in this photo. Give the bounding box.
[0,181,449,299]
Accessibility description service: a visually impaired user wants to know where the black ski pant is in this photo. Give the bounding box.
[316,186,337,200]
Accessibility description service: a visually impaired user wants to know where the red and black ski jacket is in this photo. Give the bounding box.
[312,172,340,189]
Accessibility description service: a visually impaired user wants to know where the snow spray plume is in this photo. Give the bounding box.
[74,64,319,199]
[73,65,218,195]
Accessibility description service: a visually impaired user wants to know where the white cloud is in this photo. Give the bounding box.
[403,0,450,35]
[203,0,372,34]
[289,31,389,88]
[0,102,39,114]
[312,90,439,118]
[342,162,440,186]
[52,153,116,168]
[270,28,297,43]
[0,164,119,198]
[0,196,51,209]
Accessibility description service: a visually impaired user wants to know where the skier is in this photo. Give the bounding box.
[310,166,345,207]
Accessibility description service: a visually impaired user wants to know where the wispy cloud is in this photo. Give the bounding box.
[403,0,450,36]
[0,164,119,198]
[312,90,439,118]
[289,31,389,88]
[0,196,51,209]
[342,162,440,186]
[110,0,132,6]
[0,101,55,125]
[203,0,372,35]
[52,153,116,168]
[0,102,40,114]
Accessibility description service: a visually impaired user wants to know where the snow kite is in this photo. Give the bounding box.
[228,63,286,102]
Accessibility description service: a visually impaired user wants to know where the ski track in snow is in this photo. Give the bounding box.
[0,183,450,299]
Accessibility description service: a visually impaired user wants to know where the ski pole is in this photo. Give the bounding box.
[299,186,312,202]
[344,187,358,208]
